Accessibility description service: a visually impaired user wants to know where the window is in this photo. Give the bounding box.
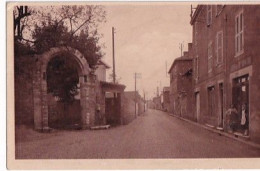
[207,5,212,25]
[208,42,213,73]
[194,56,199,80]
[215,5,224,17]
[196,56,199,78]
[208,86,215,116]
[216,31,223,64]
[235,11,244,55]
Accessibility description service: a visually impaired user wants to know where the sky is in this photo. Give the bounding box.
[99,4,192,100]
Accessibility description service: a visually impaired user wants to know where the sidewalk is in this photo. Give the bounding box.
[167,112,260,149]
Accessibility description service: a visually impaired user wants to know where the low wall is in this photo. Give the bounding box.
[122,95,136,124]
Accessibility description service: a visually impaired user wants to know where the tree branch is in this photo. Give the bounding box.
[71,14,92,36]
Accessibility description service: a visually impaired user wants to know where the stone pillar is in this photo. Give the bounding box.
[80,75,96,129]
[41,66,49,131]
[33,60,51,131]
[33,63,43,130]
[86,83,96,127]
[80,81,88,129]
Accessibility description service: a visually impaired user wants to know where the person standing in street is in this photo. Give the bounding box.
[226,104,238,133]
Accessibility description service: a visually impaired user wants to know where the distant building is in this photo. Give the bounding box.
[168,45,193,120]
[153,96,162,110]
[147,100,155,109]
[190,5,260,143]
[162,87,170,112]
[95,59,110,82]
[122,91,145,124]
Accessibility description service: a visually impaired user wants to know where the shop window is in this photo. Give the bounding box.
[232,75,249,135]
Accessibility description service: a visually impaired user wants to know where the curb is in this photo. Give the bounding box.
[167,113,260,149]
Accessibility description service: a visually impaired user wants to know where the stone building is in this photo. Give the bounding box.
[190,5,260,142]
[152,95,162,110]
[15,46,126,131]
[162,87,170,112]
[168,46,193,120]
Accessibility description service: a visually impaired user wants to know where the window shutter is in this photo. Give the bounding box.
[216,34,219,64]
[219,32,223,63]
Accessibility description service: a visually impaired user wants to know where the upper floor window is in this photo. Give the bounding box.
[194,22,198,46]
[216,31,223,64]
[207,5,212,26]
[215,5,224,17]
[208,42,213,73]
[194,56,199,80]
[235,11,244,55]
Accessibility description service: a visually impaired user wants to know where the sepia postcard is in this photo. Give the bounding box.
[7,1,260,169]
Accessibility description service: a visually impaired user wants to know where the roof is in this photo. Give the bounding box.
[100,81,126,92]
[124,91,140,98]
[190,5,203,25]
[98,59,110,69]
[163,87,170,92]
[168,56,193,73]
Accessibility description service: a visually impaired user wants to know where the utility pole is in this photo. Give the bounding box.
[134,72,141,118]
[166,61,168,77]
[112,27,116,110]
[112,27,116,84]
[179,42,184,56]
[135,73,137,118]
[143,90,146,112]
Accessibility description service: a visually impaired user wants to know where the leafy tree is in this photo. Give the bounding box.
[14,5,106,68]
[14,5,106,105]
[32,22,103,68]
[47,55,79,103]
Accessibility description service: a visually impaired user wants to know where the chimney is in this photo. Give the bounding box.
[188,43,192,52]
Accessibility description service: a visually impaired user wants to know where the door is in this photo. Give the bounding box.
[195,92,200,122]
[219,83,224,128]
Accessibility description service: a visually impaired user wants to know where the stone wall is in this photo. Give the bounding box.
[15,55,35,125]
[121,94,136,124]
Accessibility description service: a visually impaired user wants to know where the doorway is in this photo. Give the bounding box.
[105,93,121,126]
[208,86,215,116]
[232,75,249,135]
[195,92,200,122]
[219,83,224,128]
[46,55,81,129]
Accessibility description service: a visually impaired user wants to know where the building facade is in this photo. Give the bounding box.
[168,46,193,120]
[152,96,162,110]
[122,91,145,124]
[162,87,170,112]
[191,5,260,142]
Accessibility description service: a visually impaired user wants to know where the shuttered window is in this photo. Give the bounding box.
[216,31,223,64]
[208,42,213,73]
[235,11,244,55]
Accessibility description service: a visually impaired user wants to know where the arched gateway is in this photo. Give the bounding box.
[32,46,94,131]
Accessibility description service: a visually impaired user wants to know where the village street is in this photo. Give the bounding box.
[16,109,260,159]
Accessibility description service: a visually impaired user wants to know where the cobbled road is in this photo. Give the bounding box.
[16,109,260,159]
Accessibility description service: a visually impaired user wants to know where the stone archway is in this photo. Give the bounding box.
[32,46,94,131]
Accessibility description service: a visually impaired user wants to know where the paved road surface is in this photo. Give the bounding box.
[16,109,260,159]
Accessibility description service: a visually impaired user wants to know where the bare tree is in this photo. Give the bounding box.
[13,5,106,44]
